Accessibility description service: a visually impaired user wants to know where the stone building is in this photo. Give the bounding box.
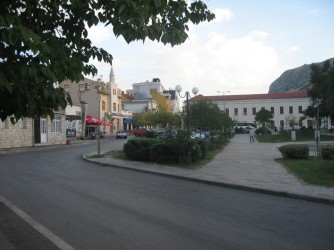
[0,111,66,149]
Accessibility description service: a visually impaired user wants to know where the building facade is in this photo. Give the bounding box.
[123,78,179,114]
[0,112,66,149]
[60,65,133,134]
[191,92,312,130]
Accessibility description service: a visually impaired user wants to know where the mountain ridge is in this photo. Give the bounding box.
[268,57,334,93]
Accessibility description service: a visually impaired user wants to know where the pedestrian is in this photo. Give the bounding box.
[249,128,255,143]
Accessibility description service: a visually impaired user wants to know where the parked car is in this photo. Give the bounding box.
[192,130,209,138]
[116,130,127,139]
[133,128,148,137]
[191,132,206,139]
[156,131,166,139]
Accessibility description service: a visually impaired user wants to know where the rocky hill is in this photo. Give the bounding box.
[268,58,334,93]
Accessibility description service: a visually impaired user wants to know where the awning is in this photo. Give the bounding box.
[123,117,132,124]
[86,115,102,125]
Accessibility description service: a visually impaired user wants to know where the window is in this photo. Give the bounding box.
[298,106,303,113]
[234,108,238,116]
[113,89,116,95]
[113,103,116,111]
[51,116,61,133]
[289,106,293,114]
[270,107,274,114]
[252,107,256,115]
[102,101,106,111]
[280,106,284,114]
[280,120,284,128]
[243,108,247,115]
[118,104,120,113]
[225,108,229,116]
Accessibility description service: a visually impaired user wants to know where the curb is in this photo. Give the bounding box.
[83,154,334,206]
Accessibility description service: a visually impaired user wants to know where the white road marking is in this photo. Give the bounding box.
[0,195,74,250]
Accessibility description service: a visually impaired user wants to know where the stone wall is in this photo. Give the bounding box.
[0,115,66,150]
[0,118,34,149]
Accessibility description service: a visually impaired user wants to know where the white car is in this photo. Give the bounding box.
[116,130,127,139]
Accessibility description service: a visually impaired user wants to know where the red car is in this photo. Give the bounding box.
[133,128,148,137]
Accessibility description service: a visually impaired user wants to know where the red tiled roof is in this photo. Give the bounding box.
[190,91,309,102]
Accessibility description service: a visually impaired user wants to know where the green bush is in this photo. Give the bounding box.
[150,143,177,163]
[146,130,156,138]
[134,147,151,162]
[191,142,202,163]
[255,127,272,135]
[278,144,309,159]
[123,139,142,160]
[195,139,208,159]
[123,138,160,161]
[321,146,334,160]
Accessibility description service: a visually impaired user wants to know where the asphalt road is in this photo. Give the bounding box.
[0,139,334,250]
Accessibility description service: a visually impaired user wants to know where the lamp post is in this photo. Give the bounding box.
[175,85,199,164]
[314,98,322,161]
[217,91,230,112]
[95,77,105,156]
[79,83,90,138]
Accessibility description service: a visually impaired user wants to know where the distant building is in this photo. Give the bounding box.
[191,92,313,130]
[60,65,133,134]
[124,78,180,114]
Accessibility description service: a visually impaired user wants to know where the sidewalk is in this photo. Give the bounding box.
[85,134,334,204]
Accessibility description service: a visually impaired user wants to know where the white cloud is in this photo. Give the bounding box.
[212,8,234,22]
[87,25,114,43]
[108,29,280,96]
[286,46,299,54]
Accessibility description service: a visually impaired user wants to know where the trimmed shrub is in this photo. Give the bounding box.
[123,139,142,160]
[278,144,309,159]
[321,146,334,160]
[123,138,161,161]
[134,147,151,162]
[150,143,177,163]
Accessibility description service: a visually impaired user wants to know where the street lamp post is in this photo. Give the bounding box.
[79,83,90,138]
[314,98,322,161]
[175,85,199,164]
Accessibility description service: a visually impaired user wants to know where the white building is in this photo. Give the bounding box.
[125,78,181,113]
[191,92,313,130]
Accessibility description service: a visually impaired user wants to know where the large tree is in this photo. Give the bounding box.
[306,60,334,126]
[255,108,273,132]
[0,0,214,122]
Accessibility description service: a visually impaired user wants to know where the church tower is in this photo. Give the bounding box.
[109,64,116,84]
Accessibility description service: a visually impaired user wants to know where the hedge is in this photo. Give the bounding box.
[321,146,334,160]
[278,144,309,159]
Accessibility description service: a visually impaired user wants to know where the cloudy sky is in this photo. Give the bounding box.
[87,0,334,96]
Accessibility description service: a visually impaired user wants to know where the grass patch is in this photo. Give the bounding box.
[87,154,105,158]
[256,133,334,143]
[103,150,127,160]
[277,159,334,187]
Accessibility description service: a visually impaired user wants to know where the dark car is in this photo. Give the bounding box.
[116,130,127,139]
